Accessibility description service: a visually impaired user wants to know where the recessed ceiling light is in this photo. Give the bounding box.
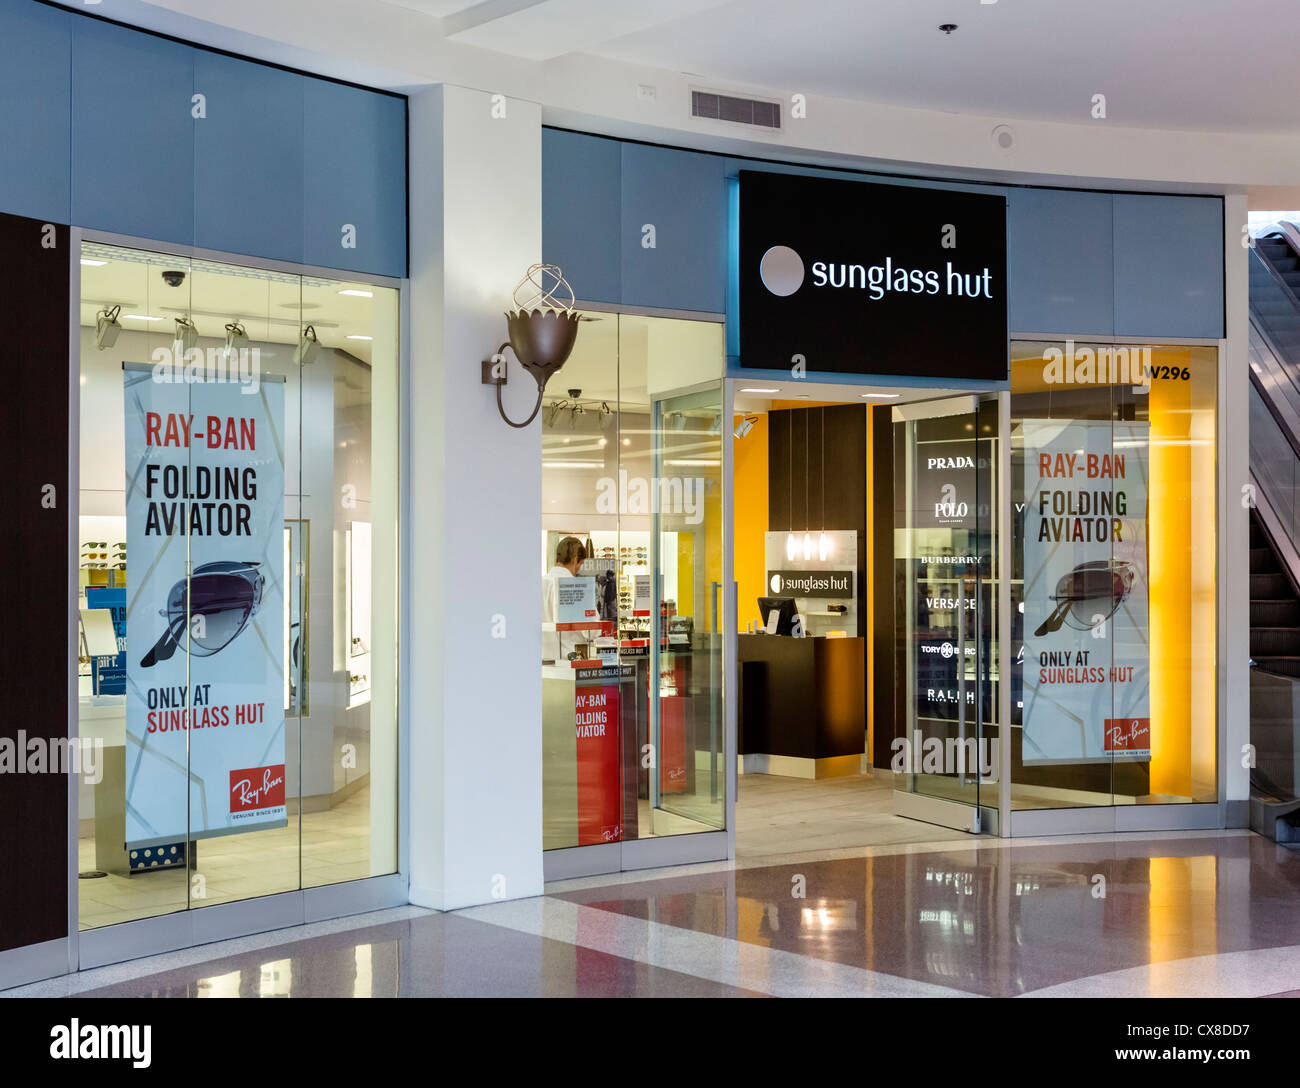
[740,387,779,393]
[123,314,162,322]
[80,258,107,267]
[861,393,901,399]
[346,334,373,341]
[338,289,373,298]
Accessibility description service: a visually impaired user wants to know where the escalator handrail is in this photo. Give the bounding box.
[1249,319,1300,463]
[1250,222,1300,325]
[1251,465,1300,601]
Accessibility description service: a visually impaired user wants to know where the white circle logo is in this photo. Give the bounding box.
[940,642,954,658]
[760,245,804,296]
[770,573,782,593]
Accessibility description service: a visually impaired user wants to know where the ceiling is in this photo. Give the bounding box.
[380,0,1300,132]
[734,382,971,414]
[78,243,391,363]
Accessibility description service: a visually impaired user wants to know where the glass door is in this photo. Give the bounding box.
[647,385,726,835]
[893,394,1001,832]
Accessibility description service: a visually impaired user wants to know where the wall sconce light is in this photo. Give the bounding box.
[482,264,580,428]
[733,415,758,439]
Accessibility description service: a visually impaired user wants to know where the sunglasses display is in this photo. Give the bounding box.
[1034,559,1137,637]
[141,561,265,668]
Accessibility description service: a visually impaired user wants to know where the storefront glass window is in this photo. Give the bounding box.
[1009,341,1217,808]
[76,242,399,929]
[541,311,725,851]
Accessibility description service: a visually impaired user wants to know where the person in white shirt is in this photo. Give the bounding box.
[542,536,586,663]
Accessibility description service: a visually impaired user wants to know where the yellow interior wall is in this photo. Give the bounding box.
[676,532,695,618]
[1147,347,1217,799]
[733,411,769,632]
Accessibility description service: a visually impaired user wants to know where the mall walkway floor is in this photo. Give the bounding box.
[7,829,1300,998]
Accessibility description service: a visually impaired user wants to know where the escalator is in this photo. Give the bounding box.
[1246,222,1300,839]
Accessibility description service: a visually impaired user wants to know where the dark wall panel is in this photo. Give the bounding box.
[768,404,868,640]
[768,409,791,532]
[0,211,69,952]
[870,405,895,769]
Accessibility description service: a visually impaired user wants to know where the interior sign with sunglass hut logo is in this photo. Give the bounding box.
[1021,419,1150,762]
[737,170,1007,379]
[123,364,287,846]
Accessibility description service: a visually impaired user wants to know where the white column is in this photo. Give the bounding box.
[407,83,545,908]
[1222,192,1250,816]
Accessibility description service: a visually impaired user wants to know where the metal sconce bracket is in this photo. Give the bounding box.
[482,264,580,429]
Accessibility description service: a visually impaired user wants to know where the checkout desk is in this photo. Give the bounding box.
[738,633,865,778]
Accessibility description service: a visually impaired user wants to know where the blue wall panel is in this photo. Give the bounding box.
[620,143,727,314]
[194,53,304,263]
[304,80,406,276]
[542,129,621,304]
[1113,193,1224,339]
[71,18,194,246]
[1008,187,1113,335]
[0,0,71,223]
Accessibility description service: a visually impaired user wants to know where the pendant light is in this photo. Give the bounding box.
[785,409,798,561]
[802,414,813,560]
[818,405,832,561]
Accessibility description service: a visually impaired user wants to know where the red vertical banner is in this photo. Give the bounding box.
[659,660,687,794]
[575,683,622,844]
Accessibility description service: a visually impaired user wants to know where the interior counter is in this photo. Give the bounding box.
[738,634,865,778]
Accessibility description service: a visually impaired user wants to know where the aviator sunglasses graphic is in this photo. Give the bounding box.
[140,561,265,668]
[1033,559,1137,638]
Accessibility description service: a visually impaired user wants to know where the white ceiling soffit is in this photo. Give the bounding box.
[586,0,1300,132]
[381,1,480,15]
[440,0,734,62]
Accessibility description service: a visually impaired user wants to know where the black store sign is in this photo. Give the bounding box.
[738,170,1008,379]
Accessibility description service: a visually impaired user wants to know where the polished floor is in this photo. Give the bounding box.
[10,827,1300,998]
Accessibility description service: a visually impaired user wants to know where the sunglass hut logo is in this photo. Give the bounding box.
[759,245,994,302]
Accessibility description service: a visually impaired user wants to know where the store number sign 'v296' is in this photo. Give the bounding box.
[738,170,1008,380]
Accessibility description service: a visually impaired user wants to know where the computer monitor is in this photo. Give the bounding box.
[757,595,798,636]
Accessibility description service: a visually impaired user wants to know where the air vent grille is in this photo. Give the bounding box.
[691,90,780,129]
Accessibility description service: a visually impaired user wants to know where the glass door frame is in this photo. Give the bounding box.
[889,391,1012,835]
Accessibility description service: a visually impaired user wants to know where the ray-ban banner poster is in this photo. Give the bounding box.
[123,363,287,847]
[1021,418,1150,764]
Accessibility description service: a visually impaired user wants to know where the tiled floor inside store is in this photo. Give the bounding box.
[77,788,376,930]
[735,769,966,857]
